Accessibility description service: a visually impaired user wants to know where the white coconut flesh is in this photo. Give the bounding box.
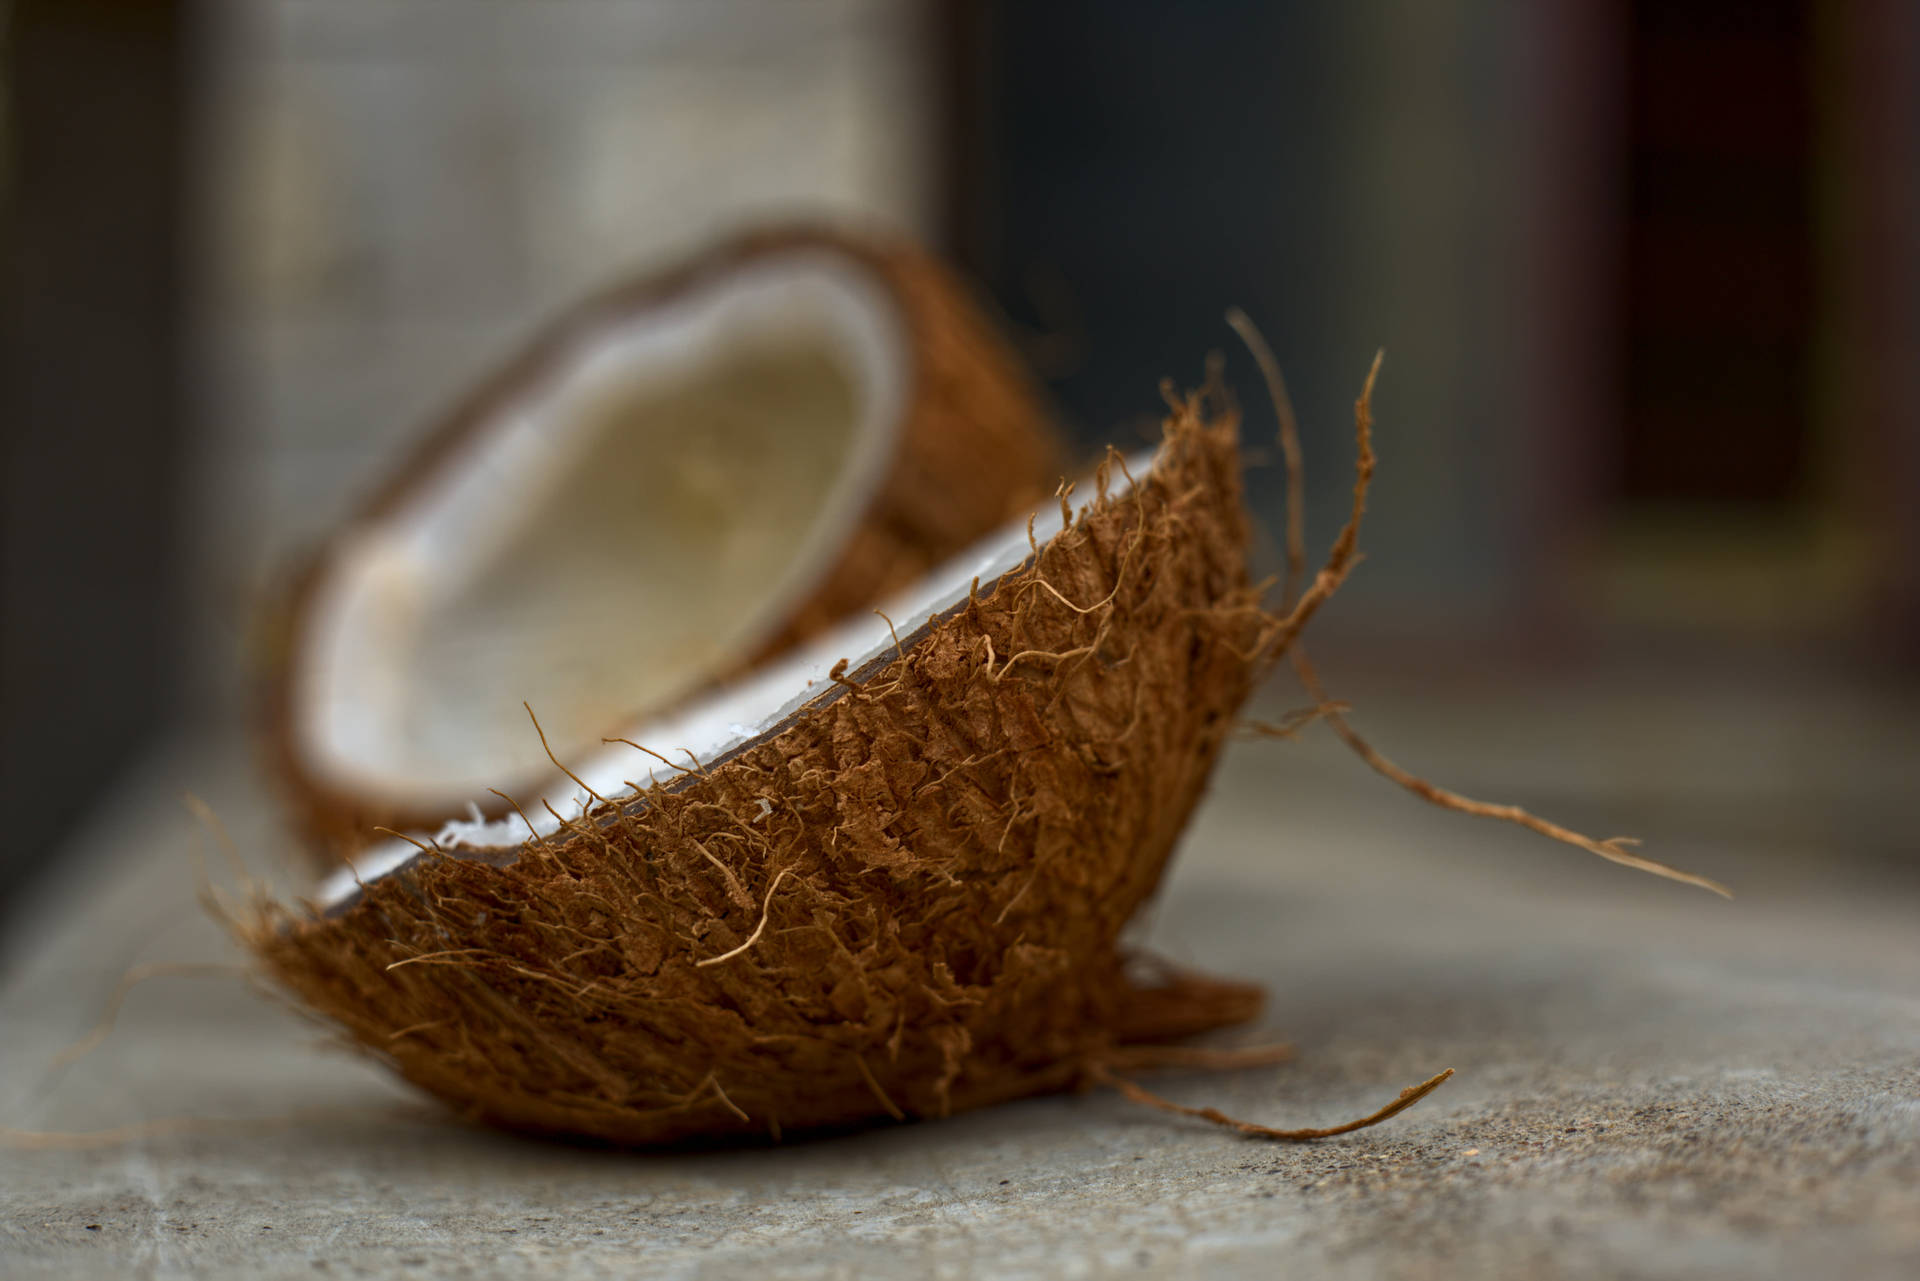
[318,449,1155,909]
[294,254,911,815]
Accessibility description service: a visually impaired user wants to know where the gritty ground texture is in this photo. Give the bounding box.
[3,664,1917,1280]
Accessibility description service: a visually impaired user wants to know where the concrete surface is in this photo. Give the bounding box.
[3,664,1918,1279]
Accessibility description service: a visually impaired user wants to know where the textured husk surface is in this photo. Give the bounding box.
[248,396,1272,1146]
[262,226,1062,863]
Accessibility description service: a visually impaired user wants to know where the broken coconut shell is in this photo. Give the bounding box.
[241,340,1725,1147]
[246,388,1293,1146]
[262,226,1063,863]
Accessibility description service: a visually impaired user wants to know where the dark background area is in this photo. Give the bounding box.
[3,0,1916,937]
[946,0,1917,646]
[2,0,195,928]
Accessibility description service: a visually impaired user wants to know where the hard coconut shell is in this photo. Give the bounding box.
[262,226,1064,863]
[248,394,1271,1145]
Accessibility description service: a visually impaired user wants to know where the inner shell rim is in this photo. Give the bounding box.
[316,448,1156,909]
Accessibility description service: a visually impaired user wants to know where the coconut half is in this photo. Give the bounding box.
[266,227,1060,858]
[249,394,1276,1146]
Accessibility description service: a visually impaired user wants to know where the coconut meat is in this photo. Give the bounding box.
[318,449,1155,909]
[295,254,908,811]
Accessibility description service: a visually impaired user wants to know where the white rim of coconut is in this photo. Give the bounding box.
[318,448,1155,909]
[293,251,913,815]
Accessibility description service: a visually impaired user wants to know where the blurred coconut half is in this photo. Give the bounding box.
[263,227,1062,859]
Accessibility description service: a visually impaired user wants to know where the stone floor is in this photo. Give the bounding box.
[3,662,1917,1279]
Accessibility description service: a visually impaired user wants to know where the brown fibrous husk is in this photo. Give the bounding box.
[246,389,1278,1146]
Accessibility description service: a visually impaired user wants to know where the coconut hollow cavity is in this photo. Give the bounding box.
[266,227,1060,860]
[246,356,1723,1149]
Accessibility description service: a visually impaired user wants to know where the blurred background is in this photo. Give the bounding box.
[2,0,1916,944]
